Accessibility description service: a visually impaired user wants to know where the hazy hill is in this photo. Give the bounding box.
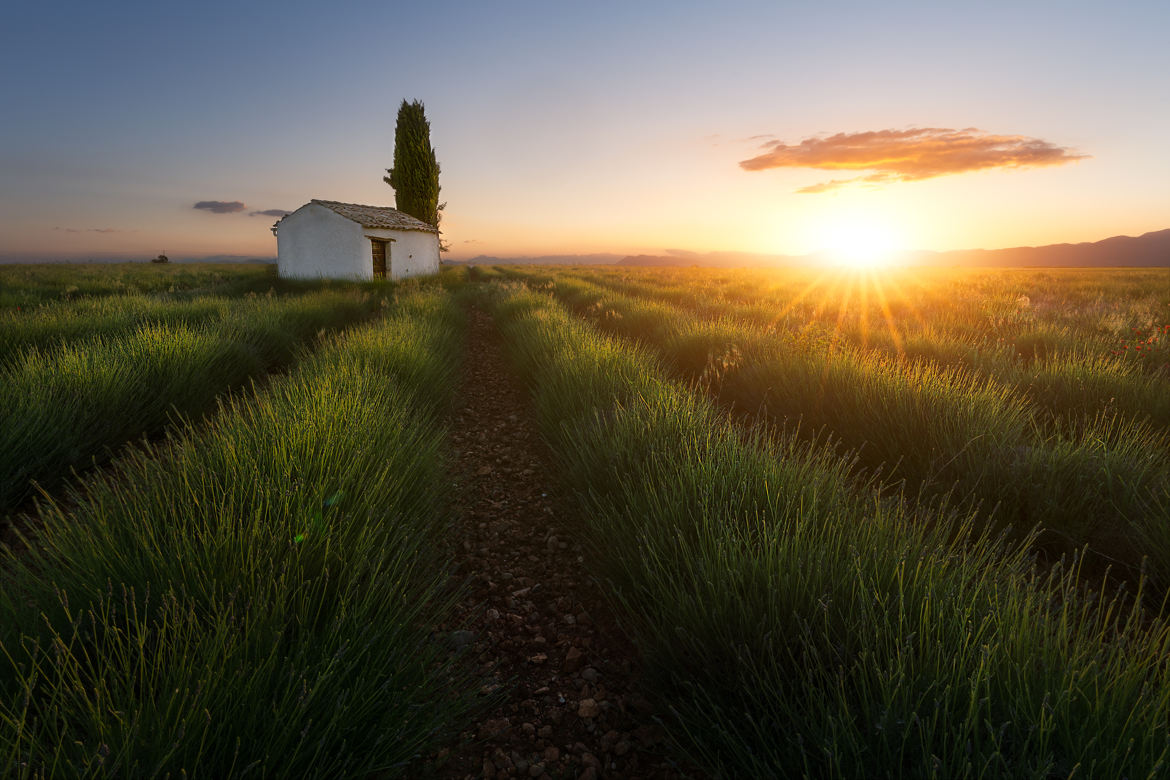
[616,229,1170,268]
[920,229,1170,267]
[449,253,622,266]
[0,254,275,264]
[616,251,783,267]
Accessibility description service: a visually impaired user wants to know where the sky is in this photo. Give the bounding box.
[1,0,1168,262]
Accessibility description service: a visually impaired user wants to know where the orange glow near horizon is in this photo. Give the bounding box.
[3,3,1166,265]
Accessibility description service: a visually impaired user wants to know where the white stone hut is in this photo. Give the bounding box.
[275,199,440,280]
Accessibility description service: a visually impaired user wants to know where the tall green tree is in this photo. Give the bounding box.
[384,99,442,229]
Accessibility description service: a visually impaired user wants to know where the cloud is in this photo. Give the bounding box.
[794,179,852,195]
[53,226,125,233]
[249,209,292,217]
[194,200,246,214]
[739,127,1088,193]
[795,173,898,194]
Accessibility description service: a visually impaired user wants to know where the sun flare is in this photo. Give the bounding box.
[817,216,904,269]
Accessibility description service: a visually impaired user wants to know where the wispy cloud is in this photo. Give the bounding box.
[794,173,898,194]
[53,226,125,233]
[194,200,246,214]
[249,209,292,217]
[739,127,1088,193]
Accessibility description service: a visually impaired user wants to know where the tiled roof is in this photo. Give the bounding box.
[310,199,438,232]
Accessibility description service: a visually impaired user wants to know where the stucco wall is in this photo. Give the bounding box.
[277,203,439,281]
[277,204,368,279]
[362,227,440,280]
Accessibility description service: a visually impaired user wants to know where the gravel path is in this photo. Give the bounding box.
[424,305,696,780]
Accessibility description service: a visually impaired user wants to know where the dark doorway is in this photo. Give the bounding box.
[370,239,388,279]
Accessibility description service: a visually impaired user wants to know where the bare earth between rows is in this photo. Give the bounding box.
[421,306,698,780]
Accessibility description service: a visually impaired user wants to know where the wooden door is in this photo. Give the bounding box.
[371,239,387,279]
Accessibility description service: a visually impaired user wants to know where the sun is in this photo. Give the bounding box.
[818,215,904,269]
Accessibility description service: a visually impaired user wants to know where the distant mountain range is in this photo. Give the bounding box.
[916,229,1170,267]
[446,253,623,266]
[617,229,1170,268]
[7,229,1168,268]
[0,254,276,264]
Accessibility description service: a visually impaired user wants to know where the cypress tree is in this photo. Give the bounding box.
[384,99,442,228]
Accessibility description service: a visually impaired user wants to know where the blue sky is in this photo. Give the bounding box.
[2,0,1167,259]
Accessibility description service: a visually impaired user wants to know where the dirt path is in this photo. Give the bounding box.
[425,306,696,780]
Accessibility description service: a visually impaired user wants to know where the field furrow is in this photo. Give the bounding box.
[513,270,1170,584]
[0,289,385,515]
[0,295,238,367]
[0,263,280,309]
[0,287,470,776]
[480,278,1170,778]
[564,267,1170,429]
[3,262,1168,778]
